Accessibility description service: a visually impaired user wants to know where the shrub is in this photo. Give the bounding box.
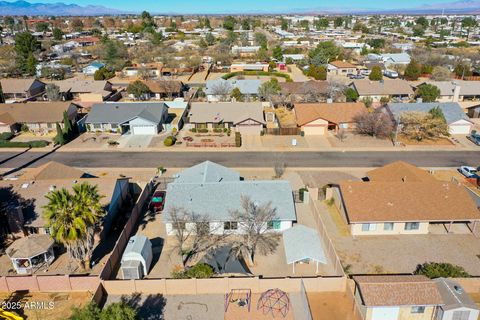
[172,263,214,279]
[414,262,470,278]
[198,128,208,133]
[21,124,29,132]
[235,132,242,147]
[0,132,13,141]
[223,128,228,132]
[189,128,197,133]
[0,140,49,148]
[213,128,223,133]
[107,140,119,146]
[163,136,176,146]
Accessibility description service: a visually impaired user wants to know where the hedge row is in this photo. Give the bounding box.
[0,140,50,148]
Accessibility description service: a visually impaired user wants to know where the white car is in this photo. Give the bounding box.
[458,166,478,178]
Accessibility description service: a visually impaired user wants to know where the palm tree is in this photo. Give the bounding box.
[43,182,104,270]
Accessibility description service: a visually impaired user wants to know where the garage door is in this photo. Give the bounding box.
[132,125,157,135]
[237,125,262,135]
[302,126,326,135]
[371,307,399,320]
[449,125,471,135]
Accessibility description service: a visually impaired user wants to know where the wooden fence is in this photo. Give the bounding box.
[99,181,154,280]
[264,127,301,135]
[0,275,99,293]
[307,189,345,277]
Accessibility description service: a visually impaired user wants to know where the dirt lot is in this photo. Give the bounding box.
[0,291,92,320]
[307,292,358,320]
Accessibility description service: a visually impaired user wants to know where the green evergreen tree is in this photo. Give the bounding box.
[63,111,73,140]
[369,66,383,81]
[0,83,5,104]
[54,122,65,145]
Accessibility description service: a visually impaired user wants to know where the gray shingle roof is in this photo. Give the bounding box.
[174,160,240,184]
[206,78,261,95]
[434,278,479,311]
[387,102,471,125]
[189,102,265,124]
[164,180,296,222]
[283,225,327,264]
[85,102,167,125]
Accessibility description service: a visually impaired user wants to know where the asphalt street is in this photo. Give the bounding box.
[0,150,479,169]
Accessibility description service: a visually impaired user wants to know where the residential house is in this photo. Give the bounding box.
[414,81,480,102]
[327,60,358,76]
[279,80,329,103]
[163,161,297,235]
[0,78,46,101]
[368,53,411,68]
[282,54,305,63]
[331,161,480,236]
[205,78,261,102]
[83,61,106,75]
[230,63,269,73]
[349,79,414,102]
[188,102,266,135]
[53,79,116,102]
[0,161,129,239]
[295,102,365,135]
[142,80,185,100]
[72,36,100,47]
[434,278,480,320]
[466,104,480,118]
[85,102,169,135]
[354,275,443,320]
[0,102,78,133]
[231,46,261,57]
[387,102,473,135]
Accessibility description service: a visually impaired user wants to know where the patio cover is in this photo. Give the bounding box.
[283,225,327,266]
[6,234,54,259]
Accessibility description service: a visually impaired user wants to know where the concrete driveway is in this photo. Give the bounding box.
[118,134,154,148]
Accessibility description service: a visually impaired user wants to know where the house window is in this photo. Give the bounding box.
[196,123,207,129]
[213,123,225,129]
[411,306,425,314]
[172,222,186,230]
[383,223,394,231]
[93,123,101,129]
[267,220,281,230]
[452,310,471,320]
[361,223,376,232]
[405,222,420,230]
[224,221,238,231]
[47,123,53,129]
[111,124,118,129]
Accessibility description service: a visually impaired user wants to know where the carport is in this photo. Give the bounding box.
[283,225,327,274]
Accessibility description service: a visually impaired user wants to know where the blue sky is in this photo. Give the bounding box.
[17,0,462,13]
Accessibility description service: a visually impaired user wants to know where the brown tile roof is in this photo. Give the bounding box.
[1,78,44,94]
[0,102,77,124]
[21,161,87,181]
[144,80,183,93]
[339,180,480,223]
[329,60,357,69]
[351,79,414,96]
[280,80,329,95]
[354,275,444,307]
[295,102,365,126]
[367,161,437,182]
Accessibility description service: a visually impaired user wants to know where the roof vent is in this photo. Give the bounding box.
[453,285,464,294]
[21,183,29,189]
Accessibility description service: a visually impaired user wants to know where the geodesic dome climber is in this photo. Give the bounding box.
[257,288,291,318]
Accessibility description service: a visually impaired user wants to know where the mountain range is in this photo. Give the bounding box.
[1,0,480,15]
[0,0,125,16]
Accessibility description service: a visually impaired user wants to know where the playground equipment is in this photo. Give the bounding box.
[257,288,290,318]
[0,308,23,320]
[224,289,251,312]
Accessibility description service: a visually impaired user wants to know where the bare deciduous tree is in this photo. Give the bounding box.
[46,83,62,101]
[210,81,233,101]
[327,80,346,102]
[336,128,347,142]
[274,154,286,178]
[169,207,228,268]
[399,111,449,141]
[229,196,281,265]
[354,110,394,138]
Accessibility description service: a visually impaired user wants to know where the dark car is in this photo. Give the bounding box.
[150,190,166,212]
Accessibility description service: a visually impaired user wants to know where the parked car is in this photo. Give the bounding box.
[349,74,365,79]
[383,70,399,78]
[458,166,479,178]
[150,190,166,212]
[467,133,480,145]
